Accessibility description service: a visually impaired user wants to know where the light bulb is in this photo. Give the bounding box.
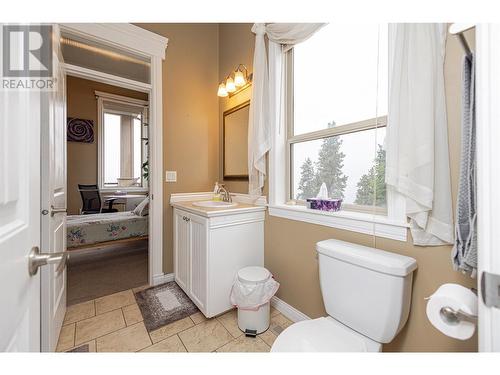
[225,77,236,93]
[217,83,228,97]
[234,70,246,87]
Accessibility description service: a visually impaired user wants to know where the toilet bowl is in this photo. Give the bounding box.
[271,317,381,352]
[271,239,417,352]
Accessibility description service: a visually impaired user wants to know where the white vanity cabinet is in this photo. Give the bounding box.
[173,206,265,318]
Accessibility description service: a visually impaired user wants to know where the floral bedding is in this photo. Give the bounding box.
[66,211,148,248]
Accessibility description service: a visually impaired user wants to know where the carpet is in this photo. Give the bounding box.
[135,281,199,332]
[67,239,148,305]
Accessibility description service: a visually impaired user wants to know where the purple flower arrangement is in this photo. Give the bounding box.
[306,198,343,212]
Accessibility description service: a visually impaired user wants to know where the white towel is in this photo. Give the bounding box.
[386,24,454,246]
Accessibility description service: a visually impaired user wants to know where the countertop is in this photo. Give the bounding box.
[171,200,266,218]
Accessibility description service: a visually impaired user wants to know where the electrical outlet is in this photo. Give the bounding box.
[165,171,177,182]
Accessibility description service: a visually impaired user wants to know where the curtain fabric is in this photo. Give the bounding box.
[248,23,325,196]
[386,23,454,246]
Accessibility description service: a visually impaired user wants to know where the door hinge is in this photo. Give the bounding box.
[481,271,500,308]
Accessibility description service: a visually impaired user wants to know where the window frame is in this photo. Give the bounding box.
[96,91,149,192]
[268,44,408,242]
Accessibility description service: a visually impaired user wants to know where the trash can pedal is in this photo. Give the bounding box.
[244,329,257,337]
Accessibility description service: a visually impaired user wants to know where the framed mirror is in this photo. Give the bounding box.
[223,100,250,181]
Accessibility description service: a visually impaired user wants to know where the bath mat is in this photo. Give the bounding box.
[134,281,199,332]
[66,344,89,352]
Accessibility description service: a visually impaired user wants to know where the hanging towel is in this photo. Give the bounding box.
[386,24,454,246]
[452,53,477,276]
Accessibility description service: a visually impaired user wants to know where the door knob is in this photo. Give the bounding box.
[28,246,70,276]
[50,205,67,216]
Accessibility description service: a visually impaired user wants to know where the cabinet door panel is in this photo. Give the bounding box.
[174,210,190,292]
[189,215,208,311]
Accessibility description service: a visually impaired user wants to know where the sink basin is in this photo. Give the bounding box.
[192,201,238,208]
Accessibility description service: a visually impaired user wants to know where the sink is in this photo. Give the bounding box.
[192,201,238,208]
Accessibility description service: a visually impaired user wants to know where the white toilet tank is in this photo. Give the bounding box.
[316,239,417,344]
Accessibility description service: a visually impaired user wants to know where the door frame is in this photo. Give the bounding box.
[57,23,168,287]
[476,23,500,351]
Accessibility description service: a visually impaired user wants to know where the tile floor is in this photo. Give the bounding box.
[56,285,292,353]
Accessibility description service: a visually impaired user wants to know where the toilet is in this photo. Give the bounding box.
[271,239,417,352]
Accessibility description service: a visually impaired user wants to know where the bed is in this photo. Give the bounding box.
[66,211,148,249]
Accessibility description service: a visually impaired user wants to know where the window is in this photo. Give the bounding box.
[97,92,148,190]
[269,23,408,241]
[288,23,388,212]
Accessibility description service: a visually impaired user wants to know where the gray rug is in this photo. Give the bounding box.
[134,281,199,332]
[67,344,89,352]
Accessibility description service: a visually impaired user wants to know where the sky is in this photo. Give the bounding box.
[292,23,388,204]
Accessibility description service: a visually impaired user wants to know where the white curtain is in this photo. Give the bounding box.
[248,23,325,196]
[386,23,454,245]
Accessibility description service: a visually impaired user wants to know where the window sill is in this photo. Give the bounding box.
[268,204,408,242]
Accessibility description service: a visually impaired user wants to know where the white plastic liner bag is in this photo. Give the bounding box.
[230,274,280,311]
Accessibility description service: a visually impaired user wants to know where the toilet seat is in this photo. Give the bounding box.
[270,317,382,352]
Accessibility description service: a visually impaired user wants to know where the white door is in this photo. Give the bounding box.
[40,26,67,352]
[477,23,500,351]
[0,30,42,352]
[174,209,190,292]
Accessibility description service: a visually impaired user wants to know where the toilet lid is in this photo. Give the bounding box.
[270,317,382,352]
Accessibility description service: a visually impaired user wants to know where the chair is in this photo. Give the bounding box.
[78,184,118,214]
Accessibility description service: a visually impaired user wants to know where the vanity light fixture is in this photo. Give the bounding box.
[226,77,236,93]
[218,64,252,97]
[217,83,228,97]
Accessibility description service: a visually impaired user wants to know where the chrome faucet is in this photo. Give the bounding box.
[217,184,232,203]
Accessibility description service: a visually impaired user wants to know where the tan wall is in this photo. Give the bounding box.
[136,24,220,273]
[218,24,477,352]
[218,24,255,193]
[66,76,148,215]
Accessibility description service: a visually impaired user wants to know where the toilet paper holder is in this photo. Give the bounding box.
[439,306,477,325]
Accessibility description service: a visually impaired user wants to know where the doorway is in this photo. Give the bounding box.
[39,24,167,352]
[64,76,150,305]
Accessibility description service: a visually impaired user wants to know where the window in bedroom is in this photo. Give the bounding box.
[97,92,149,190]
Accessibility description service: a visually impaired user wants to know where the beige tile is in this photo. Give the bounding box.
[216,335,270,353]
[270,306,280,317]
[56,323,75,352]
[95,289,136,315]
[216,309,242,338]
[141,335,186,352]
[75,309,126,345]
[66,340,96,353]
[64,300,95,325]
[123,304,143,326]
[257,313,293,348]
[132,284,151,294]
[96,322,151,352]
[178,319,233,352]
[190,311,208,325]
[150,317,194,344]
[270,313,293,331]
[258,330,277,347]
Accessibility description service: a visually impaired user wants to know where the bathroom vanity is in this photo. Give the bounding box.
[170,193,266,318]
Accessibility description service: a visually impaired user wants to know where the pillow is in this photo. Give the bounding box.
[133,197,149,216]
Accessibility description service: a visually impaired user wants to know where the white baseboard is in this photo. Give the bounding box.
[152,272,175,286]
[271,296,311,323]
